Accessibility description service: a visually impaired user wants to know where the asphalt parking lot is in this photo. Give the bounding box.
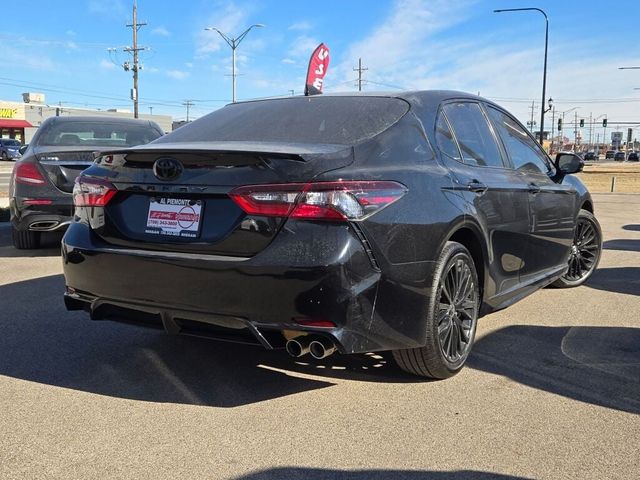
[0,194,638,480]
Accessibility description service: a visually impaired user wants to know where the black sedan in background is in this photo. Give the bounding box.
[628,151,639,161]
[10,116,163,249]
[605,150,616,159]
[614,151,626,161]
[62,92,601,379]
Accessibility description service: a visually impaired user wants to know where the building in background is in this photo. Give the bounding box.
[0,93,173,143]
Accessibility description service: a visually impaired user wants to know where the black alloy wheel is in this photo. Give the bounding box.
[552,209,602,288]
[393,242,480,379]
[438,256,477,363]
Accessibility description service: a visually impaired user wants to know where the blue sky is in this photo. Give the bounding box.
[3,0,640,134]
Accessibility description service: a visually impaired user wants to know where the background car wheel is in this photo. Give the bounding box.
[1,152,7,161]
[551,209,602,288]
[12,226,41,250]
[392,241,480,379]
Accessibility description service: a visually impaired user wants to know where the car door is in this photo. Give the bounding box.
[485,105,576,283]
[436,101,531,299]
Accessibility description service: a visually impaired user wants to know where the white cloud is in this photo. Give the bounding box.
[152,26,171,37]
[88,0,126,18]
[196,2,252,56]
[166,69,190,80]
[288,35,320,60]
[281,58,296,65]
[288,21,312,31]
[185,62,194,68]
[99,59,116,70]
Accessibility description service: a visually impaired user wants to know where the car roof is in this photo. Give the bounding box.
[42,115,158,126]
[235,90,495,109]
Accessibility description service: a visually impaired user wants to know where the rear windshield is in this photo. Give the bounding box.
[35,121,161,147]
[158,96,410,146]
[2,139,21,146]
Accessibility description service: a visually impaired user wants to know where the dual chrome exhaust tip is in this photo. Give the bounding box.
[285,335,337,359]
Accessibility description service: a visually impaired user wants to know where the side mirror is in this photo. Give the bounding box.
[18,145,28,155]
[555,152,583,175]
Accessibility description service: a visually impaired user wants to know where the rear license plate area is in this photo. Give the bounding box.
[145,197,203,239]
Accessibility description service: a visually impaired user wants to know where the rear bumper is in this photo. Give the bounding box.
[62,221,429,354]
[11,195,73,232]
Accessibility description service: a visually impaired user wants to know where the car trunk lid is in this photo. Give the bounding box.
[86,141,354,256]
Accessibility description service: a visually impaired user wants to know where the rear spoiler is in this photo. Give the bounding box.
[103,141,352,159]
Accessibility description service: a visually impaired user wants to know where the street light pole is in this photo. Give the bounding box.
[204,24,264,103]
[494,7,549,144]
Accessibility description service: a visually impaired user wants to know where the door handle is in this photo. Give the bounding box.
[528,182,541,194]
[467,180,488,193]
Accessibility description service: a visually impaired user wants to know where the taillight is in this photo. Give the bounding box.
[14,162,46,185]
[73,176,117,207]
[229,181,407,221]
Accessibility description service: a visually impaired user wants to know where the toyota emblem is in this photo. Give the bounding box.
[153,157,183,181]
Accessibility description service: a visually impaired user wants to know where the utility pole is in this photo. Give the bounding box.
[124,1,147,118]
[528,101,536,134]
[550,106,556,154]
[182,100,195,122]
[149,106,153,115]
[588,112,593,150]
[353,58,368,91]
[574,111,578,152]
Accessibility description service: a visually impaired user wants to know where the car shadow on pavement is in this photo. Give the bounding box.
[467,325,640,414]
[0,224,62,258]
[0,275,419,408]
[583,267,640,296]
[622,224,640,232]
[228,468,532,480]
[603,239,640,252]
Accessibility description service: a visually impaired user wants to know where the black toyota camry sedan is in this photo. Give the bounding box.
[9,116,163,249]
[62,92,602,379]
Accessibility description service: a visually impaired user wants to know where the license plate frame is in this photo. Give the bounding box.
[145,197,203,239]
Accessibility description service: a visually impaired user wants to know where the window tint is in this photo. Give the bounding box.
[159,96,410,146]
[443,102,504,168]
[435,112,461,159]
[486,106,552,175]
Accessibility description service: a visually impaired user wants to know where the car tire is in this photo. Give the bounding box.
[12,226,41,249]
[392,241,480,379]
[551,209,602,288]
[1,152,7,161]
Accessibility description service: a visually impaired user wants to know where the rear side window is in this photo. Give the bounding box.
[158,96,410,146]
[443,102,505,168]
[486,106,552,175]
[435,112,461,160]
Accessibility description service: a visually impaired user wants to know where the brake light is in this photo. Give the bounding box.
[73,176,117,207]
[14,162,46,185]
[229,181,407,221]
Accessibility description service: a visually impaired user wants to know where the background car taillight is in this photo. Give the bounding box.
[13,163,46,185]
[229,181,408,221]
[73,176,117,207]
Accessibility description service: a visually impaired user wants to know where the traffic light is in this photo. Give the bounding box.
[603,119,607,127]
[580,119,584,127]
[558,118,562,131]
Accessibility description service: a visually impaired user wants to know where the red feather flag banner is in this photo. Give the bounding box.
[304,43,330,96]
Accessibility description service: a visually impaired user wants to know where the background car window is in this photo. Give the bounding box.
[36,122,162,148]
[442,102,504,168]
[486,106,552,175]
[435,112,461,160]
